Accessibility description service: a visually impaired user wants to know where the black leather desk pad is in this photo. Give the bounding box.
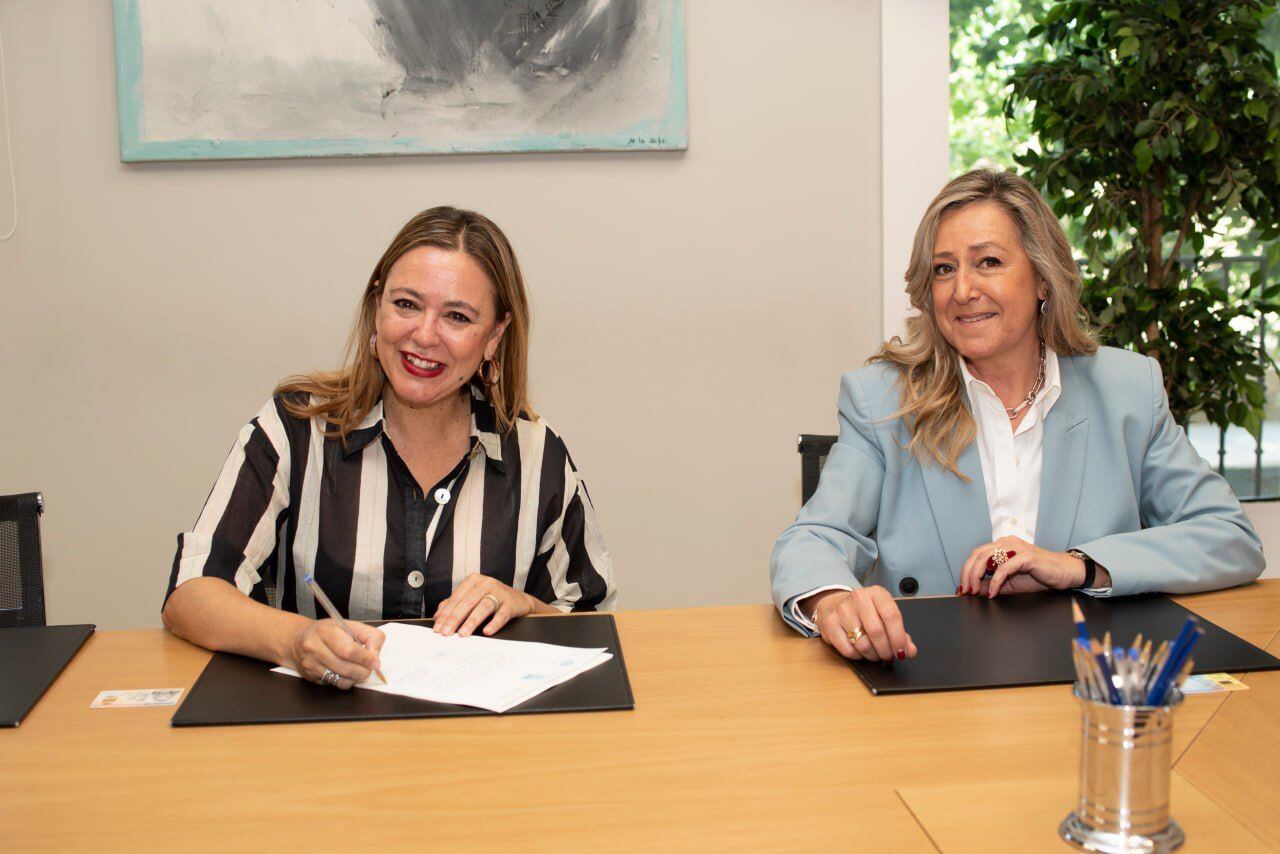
[849,592,1280,695]
[172,613,633,727]
[0,624,95,727]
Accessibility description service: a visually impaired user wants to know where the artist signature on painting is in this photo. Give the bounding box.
[627,136,669,146]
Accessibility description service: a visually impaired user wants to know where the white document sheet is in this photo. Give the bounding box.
[272,622,612,713]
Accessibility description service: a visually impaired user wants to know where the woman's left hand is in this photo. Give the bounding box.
[958,536,1086,597]
[432,575,554,637]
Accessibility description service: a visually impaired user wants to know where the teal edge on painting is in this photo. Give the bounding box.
[116,0,689,162]
[114,0,147,161]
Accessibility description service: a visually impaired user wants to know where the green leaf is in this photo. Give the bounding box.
[1201,128,1220,153]
[1118,36,1140,58]
[1245,100,1269,121]
[1244,408,1263,439]
[1134,138,1154,173]
[1162,0,1181,18]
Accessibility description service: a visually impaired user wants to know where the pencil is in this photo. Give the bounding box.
[1070,599,1091,647]
[303,573,388,685]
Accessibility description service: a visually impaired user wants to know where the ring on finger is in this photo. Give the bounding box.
[847,625,866,643]
[481,593,500,610]
[987,546,1009,570]
[321,668,341,688]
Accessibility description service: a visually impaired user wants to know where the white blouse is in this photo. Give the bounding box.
[958,347,1062,543]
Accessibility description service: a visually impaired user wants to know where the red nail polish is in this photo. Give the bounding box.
[1007,550,1017,558]
[896,649,906,660]
[956,586,963,595]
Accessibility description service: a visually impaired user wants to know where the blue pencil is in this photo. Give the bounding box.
[1070,599,1091,647]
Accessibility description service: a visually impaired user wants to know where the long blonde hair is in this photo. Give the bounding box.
[871,170,1097,476]
[276,206,535,442]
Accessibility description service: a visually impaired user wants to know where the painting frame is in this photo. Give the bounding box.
[112,0,688,162]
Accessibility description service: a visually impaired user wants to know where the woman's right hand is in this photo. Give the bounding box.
[809,586,918,662]
[283,619,385,690]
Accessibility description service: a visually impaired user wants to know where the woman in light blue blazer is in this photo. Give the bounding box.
[771,170,1264,662]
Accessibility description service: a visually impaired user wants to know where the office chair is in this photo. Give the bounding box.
[797,434,836,505]
[0,492,47,627]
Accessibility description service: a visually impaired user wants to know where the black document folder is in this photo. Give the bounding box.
[0,624,94,726]
[849,592,1280,695]
[172,613,633,727]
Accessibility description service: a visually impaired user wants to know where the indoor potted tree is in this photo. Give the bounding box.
[1006,0,1280,436]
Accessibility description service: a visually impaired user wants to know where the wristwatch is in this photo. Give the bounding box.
[1067,549,1096,589]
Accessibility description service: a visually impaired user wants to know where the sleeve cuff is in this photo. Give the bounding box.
[784,585,853,636]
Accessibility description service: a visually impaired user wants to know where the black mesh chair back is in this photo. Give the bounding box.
[0,492,47,627]
[797,434,837,505]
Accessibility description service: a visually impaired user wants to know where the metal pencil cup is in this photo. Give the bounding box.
[1059,689,1185,853]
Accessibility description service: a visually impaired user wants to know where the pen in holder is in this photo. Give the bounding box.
[1061,603,1201,852]
[1059,688,1185,852]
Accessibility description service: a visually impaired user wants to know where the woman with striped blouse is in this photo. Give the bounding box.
[163,207,615,689]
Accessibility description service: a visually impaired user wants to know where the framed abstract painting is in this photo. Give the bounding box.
[112,0,687,161]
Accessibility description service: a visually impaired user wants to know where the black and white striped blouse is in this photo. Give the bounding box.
[166,386,615,620]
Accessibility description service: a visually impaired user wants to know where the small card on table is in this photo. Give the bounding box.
[91,688,184,708]
[1180,673,1249,695]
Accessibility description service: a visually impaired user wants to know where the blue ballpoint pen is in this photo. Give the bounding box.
[1093,639,1123,705]
[1148,625,1204,706]
[1144,617,1200,705]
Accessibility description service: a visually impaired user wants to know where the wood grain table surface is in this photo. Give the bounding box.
[4,581,1278,852]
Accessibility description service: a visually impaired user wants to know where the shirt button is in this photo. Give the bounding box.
[434,487,451,505]
[1011,517,1019,526]
[407,570,425,589]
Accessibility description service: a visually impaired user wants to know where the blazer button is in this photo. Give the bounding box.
[898,577,919,596]
[407,570,425,589]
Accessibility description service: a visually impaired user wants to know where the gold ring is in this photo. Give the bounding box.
[847,625,866,643]
[482,593,500,610]
[991,547,1009,567]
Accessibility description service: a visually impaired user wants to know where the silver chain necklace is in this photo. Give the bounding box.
[1004,342,1047,421]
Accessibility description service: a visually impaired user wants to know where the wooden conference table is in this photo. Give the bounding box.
[3,582,1279,852]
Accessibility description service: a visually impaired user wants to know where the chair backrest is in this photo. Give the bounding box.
[0,492,47,627]
[797,434,837,505]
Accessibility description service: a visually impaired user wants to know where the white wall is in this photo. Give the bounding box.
[0,1,884,628]
[880,0,950,339]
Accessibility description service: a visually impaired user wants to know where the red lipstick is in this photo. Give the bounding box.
[401,352,445,378]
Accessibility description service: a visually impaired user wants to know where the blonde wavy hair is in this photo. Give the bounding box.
[870,169,1097,477]
[276,206,535,442]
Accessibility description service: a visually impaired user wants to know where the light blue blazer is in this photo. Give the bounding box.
[771,346,1265,635]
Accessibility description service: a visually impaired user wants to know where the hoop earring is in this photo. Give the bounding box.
[479,358,501,387]
[1039,298,1050,317]
[369,333,377,354]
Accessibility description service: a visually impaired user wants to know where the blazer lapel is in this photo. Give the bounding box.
[920,391,992,585]
[1035,356,1089,552]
